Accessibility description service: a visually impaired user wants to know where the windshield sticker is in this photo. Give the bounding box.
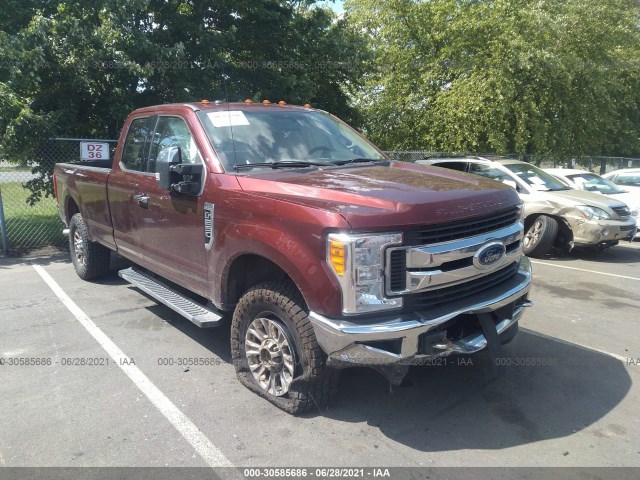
[207,111,250,128]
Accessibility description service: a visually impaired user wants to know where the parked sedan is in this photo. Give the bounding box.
[417,157,637,257]
[545,168,639,239]
[602,168,640,192]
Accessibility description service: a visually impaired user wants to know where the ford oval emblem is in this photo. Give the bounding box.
[473,242,507,270]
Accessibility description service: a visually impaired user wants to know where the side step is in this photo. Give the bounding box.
[118,267,223,328]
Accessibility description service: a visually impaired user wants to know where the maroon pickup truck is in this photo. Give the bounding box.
[54,101,533,413]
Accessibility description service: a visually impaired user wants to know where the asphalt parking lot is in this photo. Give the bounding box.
[1,243,640,473]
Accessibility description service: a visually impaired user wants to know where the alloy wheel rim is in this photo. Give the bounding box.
[524,220,543,248]
[73,230,85,265]
[245,317,296,396]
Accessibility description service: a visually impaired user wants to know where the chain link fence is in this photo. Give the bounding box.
[384,151,640,173]
[1,142,638,255]
[0,138,117,255]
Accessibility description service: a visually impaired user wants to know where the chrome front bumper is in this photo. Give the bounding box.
[309,256,533,365]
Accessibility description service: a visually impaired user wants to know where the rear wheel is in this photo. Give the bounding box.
[231,280,339,414]
[523,215,558,258]
[69,213,110,280]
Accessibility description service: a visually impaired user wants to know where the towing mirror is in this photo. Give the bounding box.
[156,146,181,191]
[155,146,203,195]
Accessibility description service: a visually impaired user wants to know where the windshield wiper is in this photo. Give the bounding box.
[234,161,329,171]
[549,186,572,191]
[330,158,386,166]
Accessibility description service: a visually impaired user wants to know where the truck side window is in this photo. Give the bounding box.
[148,116,202,173]
[122,117,154,172]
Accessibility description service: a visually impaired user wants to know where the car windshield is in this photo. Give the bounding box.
[197,109,386,171]
[503,163,570,191]
[567,173,626,194]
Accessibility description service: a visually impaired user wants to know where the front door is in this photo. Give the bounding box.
[135,115,209,295]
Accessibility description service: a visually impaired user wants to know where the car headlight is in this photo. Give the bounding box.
[327,232,403,315]
[576,205,611,221]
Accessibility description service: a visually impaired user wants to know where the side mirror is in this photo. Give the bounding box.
[155,146,204,195]
[156,146,181,191]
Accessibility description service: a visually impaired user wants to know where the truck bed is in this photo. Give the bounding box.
[54,160,114,249]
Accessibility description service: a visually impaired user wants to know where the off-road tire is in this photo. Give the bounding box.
[69,213,110,280]
[523,215,558,258]
[231,280,339,415]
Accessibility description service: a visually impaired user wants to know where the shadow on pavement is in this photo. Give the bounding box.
[318,330,631,451]
[151,305,632,452]
[542,242,640,264]
[0,247,69,268]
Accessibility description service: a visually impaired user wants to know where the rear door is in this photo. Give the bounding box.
[135,115,210,295]
[108,115,157,263]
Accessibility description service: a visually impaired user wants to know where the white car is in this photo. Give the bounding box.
[545,168,639,239]
[602,168,640,192]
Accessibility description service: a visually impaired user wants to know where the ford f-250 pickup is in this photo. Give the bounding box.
[54,101,533,414]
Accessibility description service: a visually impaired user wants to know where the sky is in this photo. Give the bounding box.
[319,0,345,14]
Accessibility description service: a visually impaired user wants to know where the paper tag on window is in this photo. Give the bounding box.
[207,111,250,127]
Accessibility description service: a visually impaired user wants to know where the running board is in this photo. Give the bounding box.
[118,267,223,328]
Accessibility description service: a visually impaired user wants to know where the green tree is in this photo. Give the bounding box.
[0,0,367,201]
[346,0,640,157]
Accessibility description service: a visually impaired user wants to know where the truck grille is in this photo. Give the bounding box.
[402,262,519,312]
[404,207,520,246]
[612,206,630,218]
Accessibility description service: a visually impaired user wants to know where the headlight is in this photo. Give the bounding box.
[516,202,525,224]
[576,205,611,221]
[327,232,403,315]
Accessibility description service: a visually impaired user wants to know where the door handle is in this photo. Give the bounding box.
[133,194,149,207]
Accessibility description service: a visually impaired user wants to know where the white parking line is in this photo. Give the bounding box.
[532,261,640,281]
[522,328,634,365]
[33,265,234,468]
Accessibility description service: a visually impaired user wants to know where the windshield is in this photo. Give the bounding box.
[503,163,570,191]
[197,109,386,171]
[567,173,626,194]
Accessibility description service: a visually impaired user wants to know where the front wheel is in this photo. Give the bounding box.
[231,281,339,414]
[523,215,558,258]
[69,213,110,280]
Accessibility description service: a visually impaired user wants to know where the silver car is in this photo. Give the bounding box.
[417,157,637,257]
[545,168,639,239]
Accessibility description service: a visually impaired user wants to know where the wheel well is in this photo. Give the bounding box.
[66,197,80,224]
[224,254,303,309]
[524,214,572,247]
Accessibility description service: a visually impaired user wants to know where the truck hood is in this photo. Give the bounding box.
[235,162,520,229]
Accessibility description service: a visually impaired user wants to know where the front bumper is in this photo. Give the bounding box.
[572,217,637,245]
[309,256,533,365]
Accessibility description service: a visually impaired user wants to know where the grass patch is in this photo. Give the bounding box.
[0,182,65,249]
[0,166,31,172]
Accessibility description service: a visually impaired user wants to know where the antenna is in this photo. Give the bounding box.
[219,59,239,169]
